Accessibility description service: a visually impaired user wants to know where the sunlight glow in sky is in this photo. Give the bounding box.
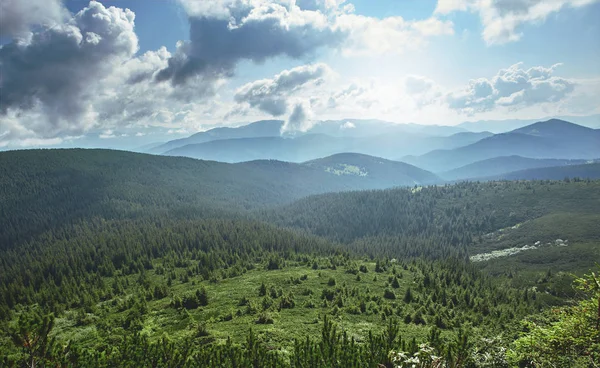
[0,0,599,148]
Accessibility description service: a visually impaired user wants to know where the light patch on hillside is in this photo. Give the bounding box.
[325,164,368,177]
[471,239,569,262]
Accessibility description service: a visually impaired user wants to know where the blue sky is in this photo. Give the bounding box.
[1,0,599,148]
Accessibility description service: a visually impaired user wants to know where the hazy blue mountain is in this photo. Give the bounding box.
[308,119,397,137]
[164,134,352,162]
[487,162,600,181]
[309,119,468,137]
[304,153,441,186]
[165,129,492,163]
[458,114,600,133]
[403,119,600,172]
[133,141,165,153]
[441,156,591,181]
[150,120,284,154]
[390,123,468,136]
[152,119,484,157]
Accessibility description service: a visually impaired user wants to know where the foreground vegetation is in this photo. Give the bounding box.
[1,150,598,366]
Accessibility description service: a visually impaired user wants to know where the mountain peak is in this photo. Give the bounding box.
[512,119,592,136]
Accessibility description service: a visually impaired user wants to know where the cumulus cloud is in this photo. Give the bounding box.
[159,0,453,87]
[156,1,345,87]
[336,14,454,55]
[0,0,68,38]
[282,101,314,133]
[99,130,116,139]
[405,75,443,107]
[234,63,331,116]
[340,121,355,129]
[435,0,600,44]
[327,82,377,109]
[0,1,138,140]
[445,63,575,114]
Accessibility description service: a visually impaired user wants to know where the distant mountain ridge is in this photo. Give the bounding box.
[163,130,492,163]
[149,119,491,158]
[150,120,284,154]
[441,156,592,181]
[458,114,600,133]
[403,119,600,172]
[304,153,440,186]
[486,162,600,181]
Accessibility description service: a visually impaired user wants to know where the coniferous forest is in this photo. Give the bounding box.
[0,149,599,367]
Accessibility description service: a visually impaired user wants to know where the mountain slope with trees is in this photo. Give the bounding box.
[441,156,591,181]
[304,153,440,186]
[404,120,600,172]
[0,149,442,247]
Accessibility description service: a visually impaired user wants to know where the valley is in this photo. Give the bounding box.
[1,118,599,367]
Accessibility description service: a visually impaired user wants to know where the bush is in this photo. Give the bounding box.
[256,312,274,324]
[384,289,396,300]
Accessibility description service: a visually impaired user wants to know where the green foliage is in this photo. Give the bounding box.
[8,307,56,368]
[508,270,600,367]
[1,149,598,367]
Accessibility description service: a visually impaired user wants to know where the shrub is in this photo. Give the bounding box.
[256,312,274,324]
[384,289,396,300]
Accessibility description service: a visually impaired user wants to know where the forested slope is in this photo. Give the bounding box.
[263,181,600,268]
[0,149,423,247]
[1,149,598,367]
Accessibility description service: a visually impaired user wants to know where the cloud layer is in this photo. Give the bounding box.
[435,0,600,44]
[0,1,138,139]
[155,1,346,87]
[0,0,597,147]
[234,63,331,116]
[445,63,575,114]
[0,0,67,38]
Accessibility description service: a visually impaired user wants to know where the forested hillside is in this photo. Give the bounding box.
[489,162,600,181]
[440,156,591,181]
[264,180,599,249]
[1,149,429,247]
[1,149,598,367]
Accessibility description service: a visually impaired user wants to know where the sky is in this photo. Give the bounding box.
[0,0,599,149]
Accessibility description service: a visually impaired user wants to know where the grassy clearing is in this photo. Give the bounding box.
[47,260,435,352]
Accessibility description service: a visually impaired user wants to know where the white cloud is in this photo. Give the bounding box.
[0,0,68,38]
[99,130,116,139]
[234,63,332,116]
[327,82,378,110]
[158,0,345,86]
[335,14,454,55]
[445,63,575,114]
[405,75,443,107]
[163,0,454,87]
[0,1,138,142]
[435,0,600,44]
[281,101,314,133]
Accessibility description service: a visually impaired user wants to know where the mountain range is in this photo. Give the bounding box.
[403,119,600,172]
[161,128,492,163]
[488,162,600,181]
[150,119,473,155]
[440,156,593,181]
[0,149,441,245]
[457,114,600,133]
